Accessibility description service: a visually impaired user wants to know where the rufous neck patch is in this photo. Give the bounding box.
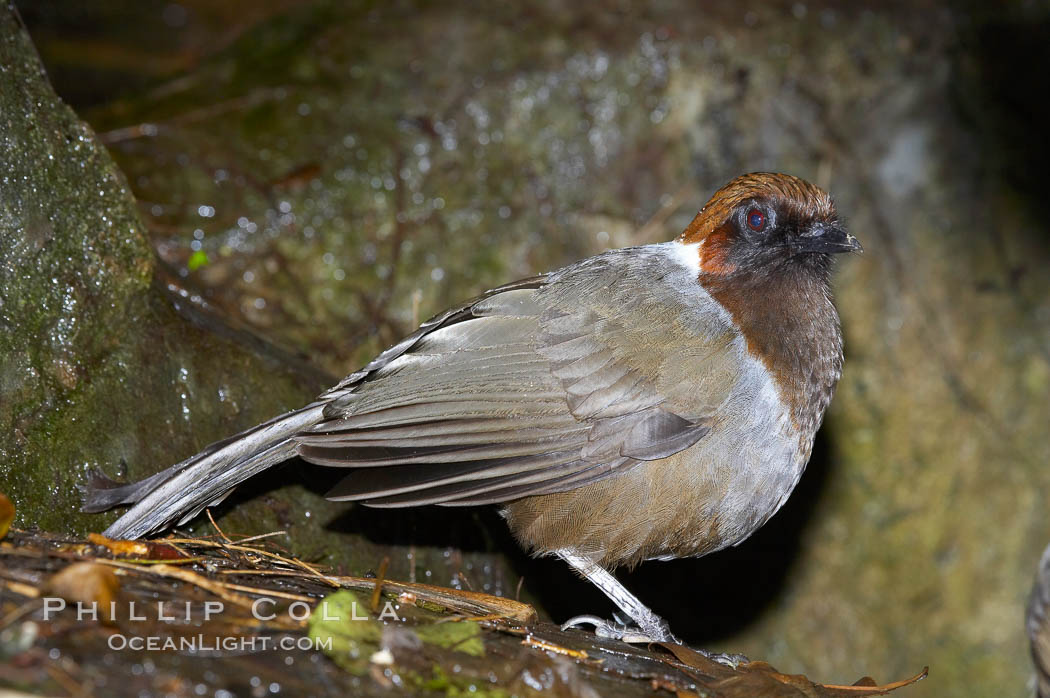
[677,198,740,277]
[676,215,736,276]
[695,225,736,275]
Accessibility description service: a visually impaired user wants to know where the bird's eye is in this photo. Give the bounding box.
[746,208,766,232]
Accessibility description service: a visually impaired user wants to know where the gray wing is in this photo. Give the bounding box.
[300,243,743,507]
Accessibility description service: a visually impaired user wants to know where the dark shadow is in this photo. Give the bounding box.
[324,494,517,557]
[219,457,528,563]
[951,7,1050,225]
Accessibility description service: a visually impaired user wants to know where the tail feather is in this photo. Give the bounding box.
[82,467,181,512]
[94,403,326,539]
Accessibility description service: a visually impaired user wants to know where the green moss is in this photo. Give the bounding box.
[415,621,483,658]
[308,590,381,674]
[418,666,510,697]
[0,8,150,527]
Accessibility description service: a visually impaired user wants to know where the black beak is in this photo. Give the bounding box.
[795,223,862,254]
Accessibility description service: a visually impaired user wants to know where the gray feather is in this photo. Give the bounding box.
[91,244,745,537]
[307,243,738,505]
[100,404,325,539]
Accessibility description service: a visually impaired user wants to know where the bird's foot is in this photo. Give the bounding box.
[696,649,750,668]
[560,614,748,668]
[561,613,678,644]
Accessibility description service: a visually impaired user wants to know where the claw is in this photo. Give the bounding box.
[701,646,751,671]
[560,614,676,644]
[559,614,748,667]
[699,649,750,668]
[561,615,609,633]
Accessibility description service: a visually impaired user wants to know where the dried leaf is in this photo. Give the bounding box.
[42,562,121,624]
[818,667,928,695]
[88,532,151,556]
[88,532,184,559]
[0,492,12,540]
[657,642,731,677]
[657,643,927,697]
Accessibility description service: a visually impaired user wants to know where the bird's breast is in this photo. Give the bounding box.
[503,334,805,569]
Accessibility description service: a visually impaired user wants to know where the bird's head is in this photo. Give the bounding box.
[677,172,861,281]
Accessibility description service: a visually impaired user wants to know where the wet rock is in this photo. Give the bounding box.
[0,6,521,596]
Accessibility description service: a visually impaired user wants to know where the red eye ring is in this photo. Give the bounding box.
[746,208,765,231]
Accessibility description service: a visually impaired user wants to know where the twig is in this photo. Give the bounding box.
[1,578,40,598]
[521,635,593,661]
[218,583,314,604]
[0,598,42,630]
[99,87,294,144]
[233,530,287,544]
[44,661,86,698]
[370,557,389,612]
[206,509,233,543]
[160,536,340,587]
[95,560,259,610]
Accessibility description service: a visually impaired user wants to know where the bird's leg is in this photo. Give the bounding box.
[556,549,749,667]
[556,549,678,643]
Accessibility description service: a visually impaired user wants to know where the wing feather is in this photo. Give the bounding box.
[296,244,742,506]
[326,450,583,502]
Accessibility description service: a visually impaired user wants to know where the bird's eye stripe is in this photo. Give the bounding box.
[747,209,765,231]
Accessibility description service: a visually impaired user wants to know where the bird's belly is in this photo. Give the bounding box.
[502,366,804,569]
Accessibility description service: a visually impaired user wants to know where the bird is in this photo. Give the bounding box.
[85,172,861,644]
